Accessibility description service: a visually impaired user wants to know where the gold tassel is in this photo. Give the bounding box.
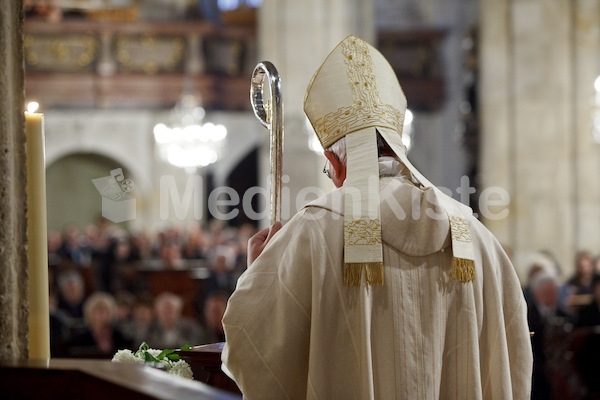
[344,262,384,286]
[366,262,384,285]
[344,263,364,286]
[451,257,475,282]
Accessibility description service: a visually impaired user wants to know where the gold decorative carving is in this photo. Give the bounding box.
[204,38,244,76]
[115,34,185,74]
[24,34,98,71]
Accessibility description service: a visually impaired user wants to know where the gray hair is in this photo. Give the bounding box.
[530,272,558,292]
[57,270,84,291]
[326,137,347,165]
[83,292,117,325]
[155,292,183,311]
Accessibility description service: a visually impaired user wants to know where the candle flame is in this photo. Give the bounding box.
[27,102,40,114]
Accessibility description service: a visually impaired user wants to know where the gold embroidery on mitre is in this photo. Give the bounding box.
[344,219,382,246]
[449,216,472,243]
[314,38,404,149]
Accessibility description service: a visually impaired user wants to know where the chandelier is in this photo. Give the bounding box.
[153,92,227,170]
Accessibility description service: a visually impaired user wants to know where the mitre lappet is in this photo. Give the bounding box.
[303,35,476,286]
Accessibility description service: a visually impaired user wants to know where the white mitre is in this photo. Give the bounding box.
[304,35,476,286]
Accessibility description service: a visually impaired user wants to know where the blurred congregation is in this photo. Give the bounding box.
[47,217,256,360]
[521,250,600,400]
[46,215,600,399]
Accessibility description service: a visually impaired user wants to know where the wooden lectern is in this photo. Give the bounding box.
[176,342,241,395]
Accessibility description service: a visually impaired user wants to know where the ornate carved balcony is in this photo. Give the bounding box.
[24,19,257,111]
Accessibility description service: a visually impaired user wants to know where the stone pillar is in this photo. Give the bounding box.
[256,0,375,225]
[479,0,513,245]
[573,0,600,259]
[480,0,600,277]
[0,0,29,360]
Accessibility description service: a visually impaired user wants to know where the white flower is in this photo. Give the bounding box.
[146,348,162,358]
[169,359,193,380]
[112,346,193,380]
[111,349,142,364]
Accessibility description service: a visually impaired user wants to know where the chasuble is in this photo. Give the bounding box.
[222,174,533,400]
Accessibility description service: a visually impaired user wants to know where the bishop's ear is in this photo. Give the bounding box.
[323,150,346,187]
[323,151,339,177]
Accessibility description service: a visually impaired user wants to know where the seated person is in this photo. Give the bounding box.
[560,251,596,316]
[57,269,86,321]
[129,294,155,345]
[577,274,600,327]
[203,292,228,343]
[574,275,600,395]
[67,292,132,358]
[114,291,137,342]
[528,273,571,400]
[49,289,71,357]
[204,247,236,297]
[145,292,207,349]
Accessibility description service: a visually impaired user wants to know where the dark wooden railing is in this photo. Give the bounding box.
[0,358,241,400]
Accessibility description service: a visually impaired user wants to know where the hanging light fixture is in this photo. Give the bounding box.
[153,89,227,171]
[593,75,600,144]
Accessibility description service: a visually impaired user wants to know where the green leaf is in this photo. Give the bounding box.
[143,351,159,363]
[166,353,180,361]
[157,349,175,360]
[134,342,149,358]
[180,345,194,351]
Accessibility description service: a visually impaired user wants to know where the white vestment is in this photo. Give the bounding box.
[222,170,533,400]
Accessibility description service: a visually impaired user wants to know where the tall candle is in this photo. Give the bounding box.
[25,106,50,360]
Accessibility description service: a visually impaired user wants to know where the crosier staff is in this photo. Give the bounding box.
[250,62,283,225]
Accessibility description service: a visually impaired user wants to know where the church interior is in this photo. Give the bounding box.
[1,0,600,398]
